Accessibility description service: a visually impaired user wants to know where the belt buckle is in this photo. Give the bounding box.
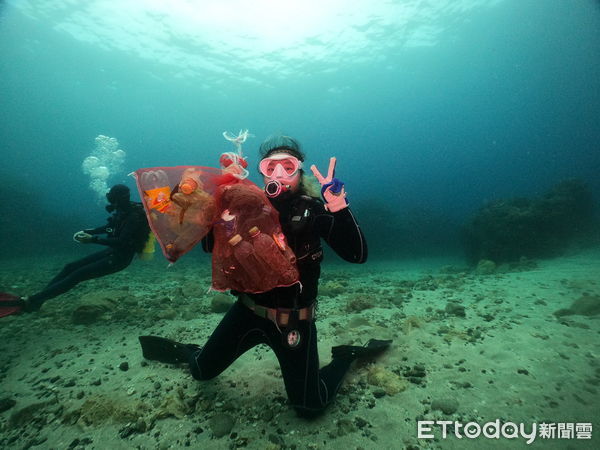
[276,308,291,327]
[298,304,314,321]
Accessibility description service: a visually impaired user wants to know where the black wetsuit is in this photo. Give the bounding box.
[191,193,367,417]
[27,202,150,310]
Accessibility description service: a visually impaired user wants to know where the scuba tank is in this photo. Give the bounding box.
[139,232,156,260]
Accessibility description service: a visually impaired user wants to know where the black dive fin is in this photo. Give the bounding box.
[139,335,198,364]
[331,339,392,361]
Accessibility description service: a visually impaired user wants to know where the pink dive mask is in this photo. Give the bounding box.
[259,154,302,198]
[259,154,302,178]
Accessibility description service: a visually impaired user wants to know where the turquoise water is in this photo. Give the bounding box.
[1,0,598,259]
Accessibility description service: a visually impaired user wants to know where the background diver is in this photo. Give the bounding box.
[140,135,391,417]
[0,184,150,317]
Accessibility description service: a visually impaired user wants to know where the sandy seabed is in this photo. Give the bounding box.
[0,247,598,450]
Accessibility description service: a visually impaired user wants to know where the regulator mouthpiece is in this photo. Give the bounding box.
[265,180,289,198]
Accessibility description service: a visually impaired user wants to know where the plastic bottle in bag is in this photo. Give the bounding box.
[229,234,265,291]
[248,226,298,285]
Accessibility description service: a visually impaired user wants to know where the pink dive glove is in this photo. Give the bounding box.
[310,157,349,213]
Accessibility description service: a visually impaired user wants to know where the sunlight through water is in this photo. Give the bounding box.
[10,0,504,83]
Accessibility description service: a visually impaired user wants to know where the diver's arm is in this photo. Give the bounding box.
[310,156,365,262]
[92,215,140,250]
[84,224,109,235]
[316,207,367,263]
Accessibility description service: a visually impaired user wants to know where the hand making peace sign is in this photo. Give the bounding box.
[310,157,349,212]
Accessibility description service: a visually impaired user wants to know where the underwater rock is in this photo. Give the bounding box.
[553,308,571,317]
[475,259,496,275]
[569,294,600,316]
[431,398,459,415]
[553,294,600,317]
[402,316,424,334]
[0,397,16,413]
[181,280,204,298]
[372,389,386,398]
[155,308,177,320]
[61,408,81,425]
[268,433,286,446]
[346,295,374,313]
[445,302,466,318]
[211,293,234,313]
[23,436,47,448]
[413,276,440,291]
[72,304,108,325]
[209,412,235,438]
[462,179,595,263]
[9,401,53,428]
[78,398,113,425]
[118,419,147,438]
[355,416,370,429]
[345,295,374,312]
[154,391,193,420]
[67,437,93,448]
[347,316,371,328]
[404,365,427,385]
[366,365,408,395]
[76,395,149,426]
[111,307,144,325]
[259,408,274,422]
[334,418,356,437]
[319,281,345,297]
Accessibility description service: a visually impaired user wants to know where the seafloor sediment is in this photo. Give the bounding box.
[0,248,598,450]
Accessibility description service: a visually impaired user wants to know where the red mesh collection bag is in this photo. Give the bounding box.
[211,180,299,293]
[133,166,221,262]
[134,164,299,293]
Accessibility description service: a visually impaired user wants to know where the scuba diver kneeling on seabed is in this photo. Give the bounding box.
[0,184,151,316]
[139,135,391,417]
